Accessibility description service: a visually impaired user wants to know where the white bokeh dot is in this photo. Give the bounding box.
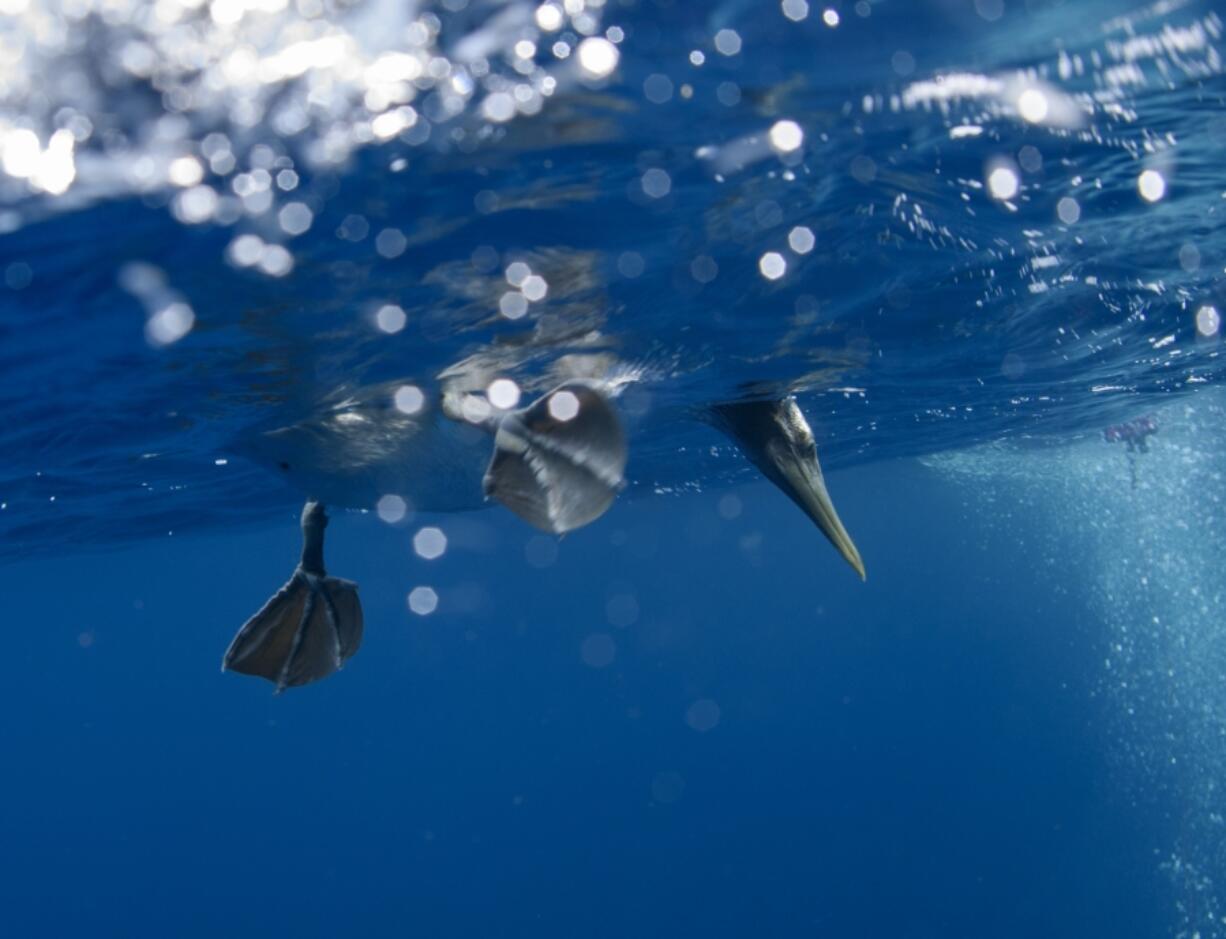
[1196,305,1220,338]
[413,526,447,560]
[1056,196,1080,225]
[548,390,580,421]
[769,120,804,154]
[376,494,408,523]
[487,378,522,409]
[759,251,787,280]
[1138,169,1166,203]
[987,165,1019,201]
[641,167,672,198]
[375,303,406,333]
[408,586,438,615]
[577,37,619,78]
[278,202,313,236]
[499,291,529,319]
[521,274,548,301]
[1016,88,1049,124]
[714,28,742,56]
[505,261,531,287]
[788,226,815,254]
[394,384,425,414]
[535,3,563,31]
[782,0,809,21]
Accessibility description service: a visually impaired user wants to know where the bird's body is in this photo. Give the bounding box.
[242,393,492,514]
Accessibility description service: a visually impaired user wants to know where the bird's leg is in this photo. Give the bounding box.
[222,500,364,692]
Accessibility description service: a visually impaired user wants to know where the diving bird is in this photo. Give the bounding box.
[222,375,863,691]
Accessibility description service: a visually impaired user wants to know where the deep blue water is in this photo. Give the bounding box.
[2,0,1225,935]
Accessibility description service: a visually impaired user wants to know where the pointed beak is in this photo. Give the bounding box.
[768,446,866,580]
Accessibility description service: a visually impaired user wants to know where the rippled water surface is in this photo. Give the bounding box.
[2,0,1222,549]
[2,0,1225,936]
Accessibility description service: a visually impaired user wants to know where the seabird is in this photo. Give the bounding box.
[223,378,862,690]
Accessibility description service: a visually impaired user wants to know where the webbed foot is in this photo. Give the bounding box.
[222,502,363,692]
[483,381,627,534]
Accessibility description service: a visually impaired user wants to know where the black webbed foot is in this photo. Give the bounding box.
[223,501,363,692]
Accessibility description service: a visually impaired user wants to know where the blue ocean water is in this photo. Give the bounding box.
[2,0,1225,935]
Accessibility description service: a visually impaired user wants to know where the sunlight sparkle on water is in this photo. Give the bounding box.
[394,384,425,415]
[577,37,619,78]
[376,494,408,523]
[408,587,438,615]
[759,251,787,280]
[414,527,447,560]
[371,107,418,138]
[1016,88,1049,123]
[168,156,204,187]
[535,3,564,31]
[0,129,40,179]
[1138,169,1166,203]
[1196,305,1220,338]
[8,128,75,194]
[768,120,804,154]
[487,378,522,409]
[987,165,1019,201]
